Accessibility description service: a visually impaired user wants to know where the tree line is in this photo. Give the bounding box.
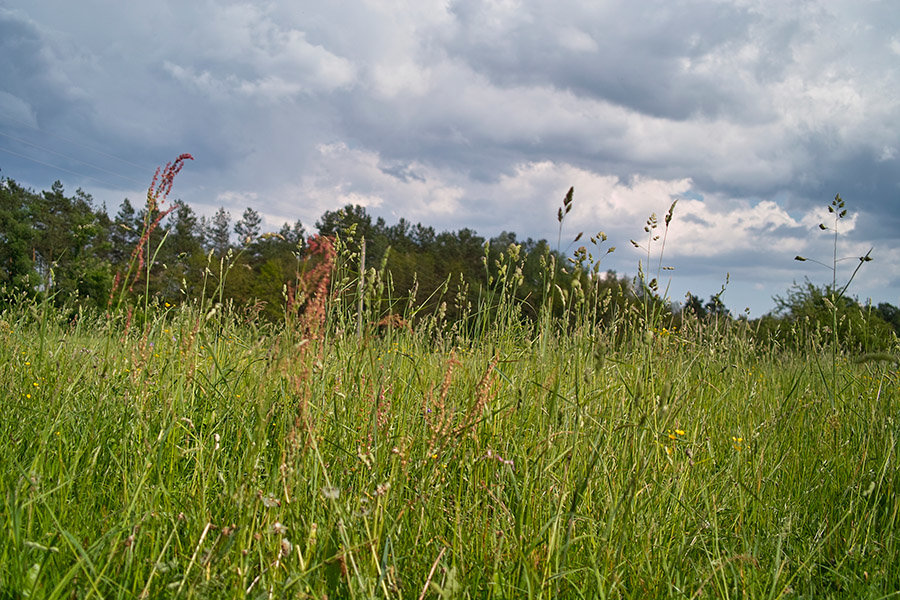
[1,174,898,349]
[0,176,607,323]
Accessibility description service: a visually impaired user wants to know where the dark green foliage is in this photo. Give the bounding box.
[0,178,37,296]
[109,198,140,265]
[316,204,373,259]
[682,292,707,319]
[875,302,900,337]
[704,293,730,318]
[234,206,262,247]
[167,201,204,258]
[767,280,895,351]
[208,207,232,256]
[1,179,113,306]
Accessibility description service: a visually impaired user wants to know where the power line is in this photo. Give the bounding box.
[0,109,149,172]
[0,146,145,192]
[0,130,147,186]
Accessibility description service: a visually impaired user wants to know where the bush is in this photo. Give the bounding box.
[770,280,895,351]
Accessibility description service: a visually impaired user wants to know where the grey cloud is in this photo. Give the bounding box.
[445,0,777,122]
[0,9,90,128]
[680,213,711,228]
[379,162,427,184]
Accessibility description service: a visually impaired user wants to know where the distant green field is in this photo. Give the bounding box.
[2,281,897,599]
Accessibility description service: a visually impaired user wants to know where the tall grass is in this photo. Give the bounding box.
[2,176,898,598]
[1,247,898,598]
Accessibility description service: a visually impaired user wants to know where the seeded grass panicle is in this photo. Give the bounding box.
[794,194,873,297]
[792,193,881,406]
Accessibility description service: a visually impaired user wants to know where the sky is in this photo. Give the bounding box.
[1,0,899,316]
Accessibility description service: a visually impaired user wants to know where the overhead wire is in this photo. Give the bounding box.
[0,109,149,171]
[0,130,147,187]
[0,146,142,191]
[0,109,159,192]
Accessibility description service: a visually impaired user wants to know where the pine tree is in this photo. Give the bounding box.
[209,207,231,256]
[280,220,306,250]
[110,198,140,266]
[234,207,262,246]
[168,201,203,258]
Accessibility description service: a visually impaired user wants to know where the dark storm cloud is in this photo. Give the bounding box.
[0,9,87,124]
[446,0,774,122]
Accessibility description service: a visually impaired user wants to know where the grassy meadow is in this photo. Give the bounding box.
[2,187,899,600]
[2,270,899,600]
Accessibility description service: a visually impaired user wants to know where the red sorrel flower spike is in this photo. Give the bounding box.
[110,153,194,300]
[147,153,194,212]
